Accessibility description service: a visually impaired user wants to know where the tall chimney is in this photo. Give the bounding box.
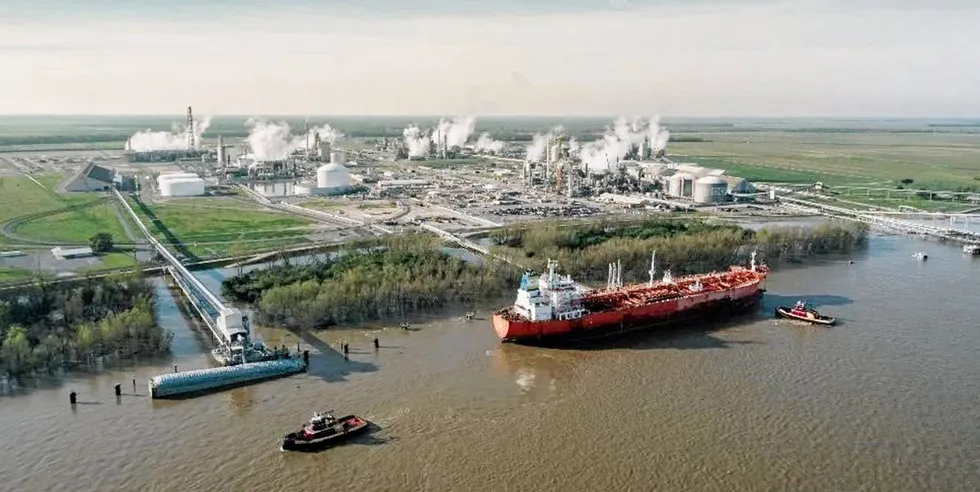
[186,106,195,150]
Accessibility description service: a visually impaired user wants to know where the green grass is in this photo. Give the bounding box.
[130,198,315,258]
[77,252,138,274]
[670,131,980,190]
[0,267,33,283]
[15,202,130,243]
[0,173,73,222]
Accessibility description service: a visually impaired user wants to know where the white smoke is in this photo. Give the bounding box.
[577,116,670,174]
[647,116,671,152]
[402,125,429,158]
[244,118,344,161]
[430,116,476,148]
[126,116,212,152]
[474,132,504,153]
[524,126,564,163]
[306,124,344,145]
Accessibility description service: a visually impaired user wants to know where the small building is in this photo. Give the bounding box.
[51,246,94,260]
[378,179,429,188]
[721,176,757,195]
[63,163,116,192]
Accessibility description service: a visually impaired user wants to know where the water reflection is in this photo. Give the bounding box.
[489,344,587,395]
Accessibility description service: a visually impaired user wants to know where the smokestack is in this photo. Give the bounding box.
[305,119,310,159]
[186,106,195,150]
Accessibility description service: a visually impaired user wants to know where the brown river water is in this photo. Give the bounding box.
[2,232,979,492]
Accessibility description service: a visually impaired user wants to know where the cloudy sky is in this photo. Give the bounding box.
[2,0,978,116]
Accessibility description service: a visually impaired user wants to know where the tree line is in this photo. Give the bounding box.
[0,272,172,376]
[222,235,518,330]
[222,219,867,330]
[489,218,869,284]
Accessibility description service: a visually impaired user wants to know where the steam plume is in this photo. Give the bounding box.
[402,125,429,158]
[244,118,344,161]
[431,116,476,148]
[577,116,669,174]
[474,132,504,153]
[524,126,565,163]
[126,116,212,152]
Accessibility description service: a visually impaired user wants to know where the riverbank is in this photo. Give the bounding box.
[0,271,172,377]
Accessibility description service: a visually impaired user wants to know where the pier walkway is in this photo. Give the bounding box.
[777,195,980,245]
[112,190,249,348]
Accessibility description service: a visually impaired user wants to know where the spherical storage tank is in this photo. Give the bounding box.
[693,175,729,204]
[316,163,350,190]
[667,172,696,198]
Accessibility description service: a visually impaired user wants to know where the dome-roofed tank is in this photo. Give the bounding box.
[693,175,729,204]
[316,163,350,190]
[667,172,696,198]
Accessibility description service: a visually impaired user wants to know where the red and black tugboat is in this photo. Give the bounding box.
[280,411,369,452]
[775,300,836,325]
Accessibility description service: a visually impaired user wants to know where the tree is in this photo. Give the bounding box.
[89,232,114,253]
[900,178,914,185]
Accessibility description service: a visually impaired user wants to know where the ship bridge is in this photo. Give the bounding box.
[112,189,248,348]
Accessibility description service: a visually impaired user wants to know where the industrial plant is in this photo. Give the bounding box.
[50,107,764,229]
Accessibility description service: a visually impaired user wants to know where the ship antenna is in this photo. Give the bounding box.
[617,259,622,288]
[607,263,613,289]
[750,250,757,272]
[648,250,657,287]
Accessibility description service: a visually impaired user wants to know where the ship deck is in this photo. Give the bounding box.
[582,268,765,312]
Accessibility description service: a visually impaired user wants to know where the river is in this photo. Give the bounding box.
[1,233,979,492]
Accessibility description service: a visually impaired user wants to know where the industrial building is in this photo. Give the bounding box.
[63,163,116,192]
[51,246,94,260]
[158,172,206,197]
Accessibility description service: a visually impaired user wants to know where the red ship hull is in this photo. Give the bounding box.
[492,268,767,345]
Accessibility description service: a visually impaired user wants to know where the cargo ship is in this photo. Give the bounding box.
[492,252,768,345]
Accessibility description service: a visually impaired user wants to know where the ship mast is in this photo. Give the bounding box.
[647,250,657,287]
[750,250,757,272]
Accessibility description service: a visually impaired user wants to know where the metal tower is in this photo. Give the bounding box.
[186,106,195,150]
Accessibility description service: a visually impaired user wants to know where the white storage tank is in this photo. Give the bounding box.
[316,163,350,190]
[160,178,205,197]
[329,150,346,165]
[693,175,729,204]
[667,172,695,198]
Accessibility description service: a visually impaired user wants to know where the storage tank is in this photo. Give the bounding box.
[329,150,346,165]
[668,172,695,198]
[693,175,729,204]
[160,178,205,197]
[316,163,350,190]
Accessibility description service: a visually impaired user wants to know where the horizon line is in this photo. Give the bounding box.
[1,114,979,120]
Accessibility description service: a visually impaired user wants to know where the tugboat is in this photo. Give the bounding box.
[280,411,369,452]
[775,300,836,325]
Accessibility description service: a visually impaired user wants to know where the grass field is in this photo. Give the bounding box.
[129,197,315,258]
[14,201,131,243]
[670,132,980,190]
[0,173,116,245]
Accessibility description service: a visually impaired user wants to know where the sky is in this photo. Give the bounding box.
[1,0,979,117]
